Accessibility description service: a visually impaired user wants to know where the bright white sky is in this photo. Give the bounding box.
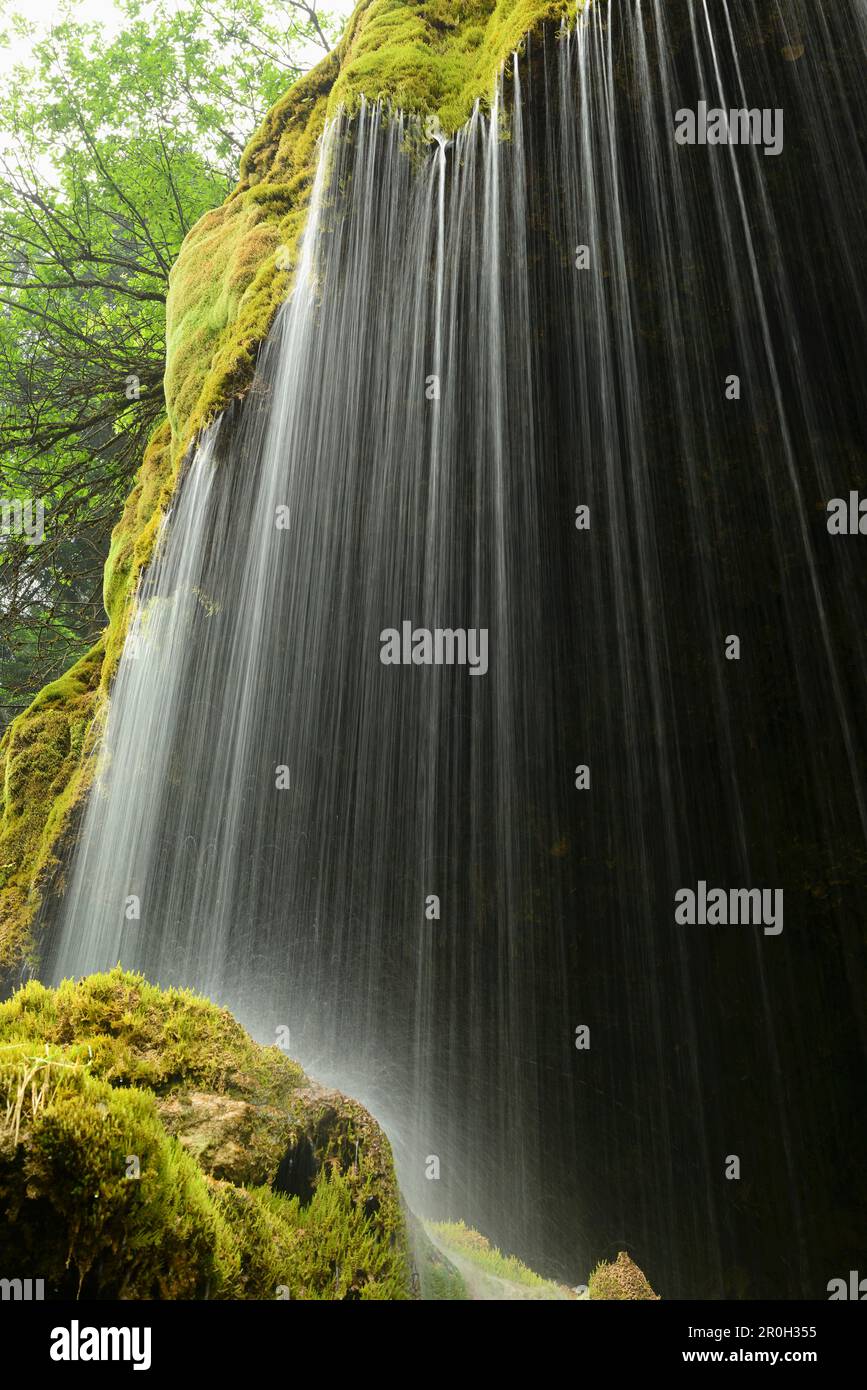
[0,0,357,183]
[0,1,124,74]
[0,0,356,77]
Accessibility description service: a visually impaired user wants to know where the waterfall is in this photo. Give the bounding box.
[44,1,866,1297]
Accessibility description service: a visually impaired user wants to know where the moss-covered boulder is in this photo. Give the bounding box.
[589,1251,660,1301]
[0,968,411,1298]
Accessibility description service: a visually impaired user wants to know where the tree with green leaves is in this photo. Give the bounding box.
[0,0,342,726]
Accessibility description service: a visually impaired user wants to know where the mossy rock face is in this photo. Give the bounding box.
[588,1251,660,1300]
[0,968,411,1299]
[0,0,574,975]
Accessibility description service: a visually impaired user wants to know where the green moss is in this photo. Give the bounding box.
[330,0,575,133]
[0,968,411,1299]
[0,968,305,1099]
[428,1219,559,1290]
[588,1251,660,1300]
[0,1049,229,1297]
[423,1259,469,1299]
[0,646,103,970]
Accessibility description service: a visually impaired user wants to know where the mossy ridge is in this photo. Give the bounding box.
[0,966,305,1100]
[329,0,576,133]
[0,0,576,972]
[428,1218,566,1293]
[0,968,411,1299]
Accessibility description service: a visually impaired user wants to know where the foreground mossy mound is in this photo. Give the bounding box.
[0,968,411,1299]
[589,1251,660,1300]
